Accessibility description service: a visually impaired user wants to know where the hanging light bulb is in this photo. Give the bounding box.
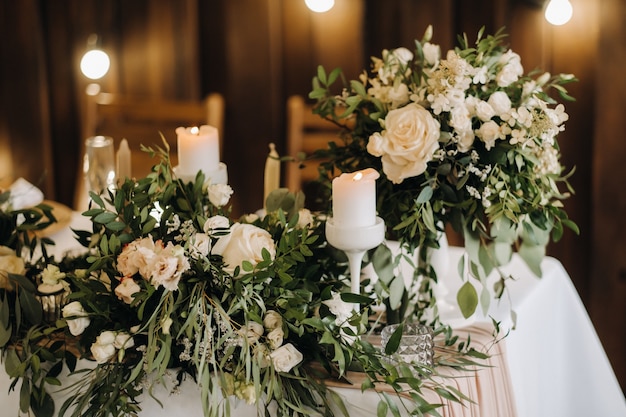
[544,0,573,26]
[304,0,335,13]
[79,34,110,80]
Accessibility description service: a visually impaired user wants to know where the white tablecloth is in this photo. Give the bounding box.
[1,212,624,416]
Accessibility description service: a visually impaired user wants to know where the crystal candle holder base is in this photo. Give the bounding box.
[381,323,434,375]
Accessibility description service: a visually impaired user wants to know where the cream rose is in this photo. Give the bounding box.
[211,223,276,276]
[270,343,303,373]
[266,327,284,350]
[488,91,512,116]
[115,277,141,304]
[0,246,25,290]
[497,50,523,87]
[189,232,211,258]
[90,330,117,363]
[240,321,264,344]
[207,183,233,207]
[296,209,315,230]
[62,301,91,336]
[113,332,135,350]
[367,103,440,184]
[387,83,410,109]
[203,215,230,235]
[475,100,495,122]
[476,120,504,150]
[263,310,283,330]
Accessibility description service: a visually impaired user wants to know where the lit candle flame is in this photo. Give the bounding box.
[190,126,199,135]
[352,172,363,181]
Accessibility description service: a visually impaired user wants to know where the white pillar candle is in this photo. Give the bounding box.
[116,138,132,181]
[331,168,379,228]
[176,125,220,176]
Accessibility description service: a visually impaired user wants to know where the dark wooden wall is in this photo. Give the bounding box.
[1,0,624,392]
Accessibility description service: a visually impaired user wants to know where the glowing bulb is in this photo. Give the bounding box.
[305,0,335,13]
[80,49,110,80]
[545,0,573,26]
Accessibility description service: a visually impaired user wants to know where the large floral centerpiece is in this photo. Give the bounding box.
[0,146,487,417]
[308,26,578,321]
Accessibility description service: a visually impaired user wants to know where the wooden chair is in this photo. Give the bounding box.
[285,95,343,196]
[74,92,225,209]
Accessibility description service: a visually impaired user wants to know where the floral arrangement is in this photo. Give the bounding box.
[308,26,578,321]
[0,146,488,417]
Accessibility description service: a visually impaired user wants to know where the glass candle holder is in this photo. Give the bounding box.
[84,135,116,195]
[36,285,69,323]
[381,323,435,370]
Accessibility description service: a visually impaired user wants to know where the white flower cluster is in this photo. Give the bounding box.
[358,26,570,193]
[224,310,303,404]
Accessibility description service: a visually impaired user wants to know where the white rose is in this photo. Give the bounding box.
[0,246,25,290]
[422,42,440,66]
[476,120,504,150]
[366,132,385,157]
[270,343,303,373]
[90,331,117,363]
[62,301,91,336]
[488,91,512,116]
[448,105,474,152]
[207,183,233,207]
[211,223,276,276]
[117,237,157,279]
[368,103,440,184]
[149,242,190,291]
[113,332,134,350]
[114,277,141,304]
[296,209,314,230]
[474,100,495,122]
[241,321,264,344]
[203,215,230,235]
[190,233,211,258]
[391,47,413,66]
[266,327,284,350]
[497,50,523,87]
[263,310,283,330]
[387,83,410,109]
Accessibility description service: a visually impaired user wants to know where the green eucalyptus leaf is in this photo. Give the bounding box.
[480,285,491,316]
[518,242,545,277]
[19,289,42,325]
[416,186,433,204]
[388,276,406,310]
[0,322,11,347]
[457,281,478,319]
[19,378,30,413]
[5,348,21,377]
[93,212,117,224]
[372,244,394,285]
[384,323,403,355]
